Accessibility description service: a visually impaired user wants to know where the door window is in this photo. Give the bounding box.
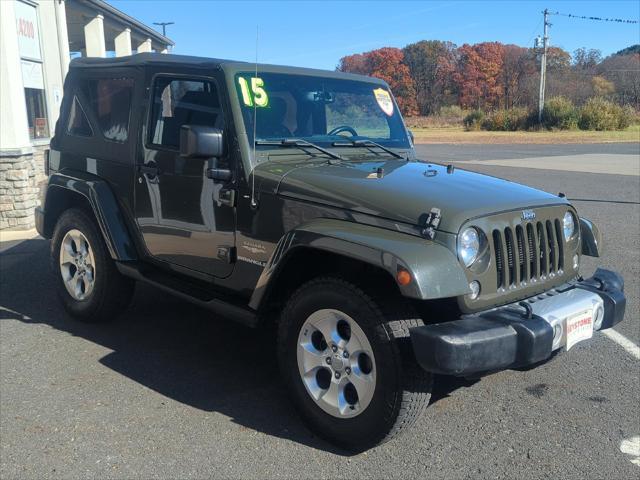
[149,78,223,149]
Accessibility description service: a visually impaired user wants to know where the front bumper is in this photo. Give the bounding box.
[410,268,626,376]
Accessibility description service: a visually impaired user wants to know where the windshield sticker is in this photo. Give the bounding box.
[238,76,269,107]
[373,88,394,116]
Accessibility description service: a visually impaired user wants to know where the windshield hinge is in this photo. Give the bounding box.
[421,207,442,240]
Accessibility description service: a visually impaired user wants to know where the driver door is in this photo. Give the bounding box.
[134,74,236,278]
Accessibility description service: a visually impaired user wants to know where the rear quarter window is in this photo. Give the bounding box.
[81,78,134,142]
[66,96,93,137]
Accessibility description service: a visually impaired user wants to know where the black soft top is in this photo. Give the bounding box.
[69,52,236,70]
[69,53,385,84]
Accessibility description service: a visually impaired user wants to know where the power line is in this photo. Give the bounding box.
[549,11,639,24]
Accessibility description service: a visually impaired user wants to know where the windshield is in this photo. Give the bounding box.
[234,72,411,149]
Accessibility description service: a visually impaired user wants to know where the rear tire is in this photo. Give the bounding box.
[277,276,431,451]
[51,208,134,322]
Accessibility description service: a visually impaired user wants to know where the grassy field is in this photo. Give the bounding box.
[411,125,640,144]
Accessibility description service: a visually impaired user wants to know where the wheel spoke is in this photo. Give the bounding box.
[311,313,342,347]
[85,265,95,283]
[318,378,344,414]
[60,263,75,282]
[348,368,375,405]
[302,368,327,401]
[61,240,76,265]
[344,332,364,354]
[298,343,327,373]
[79,238,89,257]
[74,277,84,299]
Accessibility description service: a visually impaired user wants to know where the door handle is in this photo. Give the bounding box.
[137,163,161,184]
[218,188,236,207]
[138,164,160,176]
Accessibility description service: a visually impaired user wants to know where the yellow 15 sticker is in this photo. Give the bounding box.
[238,76,269,107]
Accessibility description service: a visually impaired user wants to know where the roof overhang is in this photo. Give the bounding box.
[66,0,174,53]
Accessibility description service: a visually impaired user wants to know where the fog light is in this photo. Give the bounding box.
[468,281,481,300]
[573,254,579,270]
[593,304,605,330]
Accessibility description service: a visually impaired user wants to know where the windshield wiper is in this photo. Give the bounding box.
[332,139,404,159]
[256,138,343,162]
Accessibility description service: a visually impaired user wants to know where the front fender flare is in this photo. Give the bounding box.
[43,171,137,261]
[249,218,470,310]
[579,217,602,257]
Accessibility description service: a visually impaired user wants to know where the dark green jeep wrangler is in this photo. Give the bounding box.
[36,53,625,451]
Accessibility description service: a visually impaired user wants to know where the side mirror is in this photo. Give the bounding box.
[408,129,415,145]
[180,125,224,158]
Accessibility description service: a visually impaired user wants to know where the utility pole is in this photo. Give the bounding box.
[537,9,550,124]
[153,22,174,37]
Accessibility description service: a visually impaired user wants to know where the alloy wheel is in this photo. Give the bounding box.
[296,309,376,418]
[59,229,96,301]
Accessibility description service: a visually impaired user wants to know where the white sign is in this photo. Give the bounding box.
[373,88,394,116]
[14,0,42,61]
[21,60,44,90]
[565,309,593,350]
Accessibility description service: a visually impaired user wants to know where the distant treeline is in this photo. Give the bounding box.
[337,42,640,116]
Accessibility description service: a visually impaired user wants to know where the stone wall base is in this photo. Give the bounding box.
[0,145,47,231]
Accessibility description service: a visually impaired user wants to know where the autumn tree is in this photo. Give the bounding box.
[546,47,572,71]
[338,48,418,116]
[500,45,536,108]
[573,48,603,70]
[598,52,640,107]
[402,40,457,115]
[591,76,616,97]
[453,42,505,109]
[337,53,369,75]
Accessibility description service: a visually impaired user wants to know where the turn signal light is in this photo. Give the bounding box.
[396,269,412,286]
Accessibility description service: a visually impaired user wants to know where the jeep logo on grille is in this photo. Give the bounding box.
[521,209,536,221]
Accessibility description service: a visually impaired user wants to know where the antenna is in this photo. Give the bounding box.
[250,25,259,209]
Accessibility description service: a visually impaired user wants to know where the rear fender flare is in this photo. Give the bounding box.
[249,218,470,310]
[43,171,137,261]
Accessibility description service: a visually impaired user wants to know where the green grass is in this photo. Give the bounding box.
[411,125,640,144]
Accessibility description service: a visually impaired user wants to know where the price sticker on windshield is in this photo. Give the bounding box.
[238,76,269,107]
[373,88,394,116]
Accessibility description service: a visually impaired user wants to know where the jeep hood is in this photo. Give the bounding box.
[259,158,568,233]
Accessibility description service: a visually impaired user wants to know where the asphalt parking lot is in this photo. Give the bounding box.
[1,143,639,479]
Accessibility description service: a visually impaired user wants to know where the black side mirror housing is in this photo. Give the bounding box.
[180,125,224,158]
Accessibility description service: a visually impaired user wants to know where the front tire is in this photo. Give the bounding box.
[278,277,432,451]
[51,208,134,322]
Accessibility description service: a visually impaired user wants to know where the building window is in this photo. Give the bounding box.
[81,78,134,142]
[24,88,49,139]
[15,1,49,140]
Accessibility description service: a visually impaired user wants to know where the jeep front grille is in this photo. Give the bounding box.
[492,219,565,289]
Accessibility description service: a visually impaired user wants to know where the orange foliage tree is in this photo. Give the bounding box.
[453,42,506,109]
[338,48,418,116]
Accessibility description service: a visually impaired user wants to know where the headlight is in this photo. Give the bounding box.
[563,212,575,240]
[459,227,480,267]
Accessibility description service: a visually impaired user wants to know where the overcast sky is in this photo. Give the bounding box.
[111,0,640,69]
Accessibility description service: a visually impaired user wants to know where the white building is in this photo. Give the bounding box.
[0,0,173,230]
